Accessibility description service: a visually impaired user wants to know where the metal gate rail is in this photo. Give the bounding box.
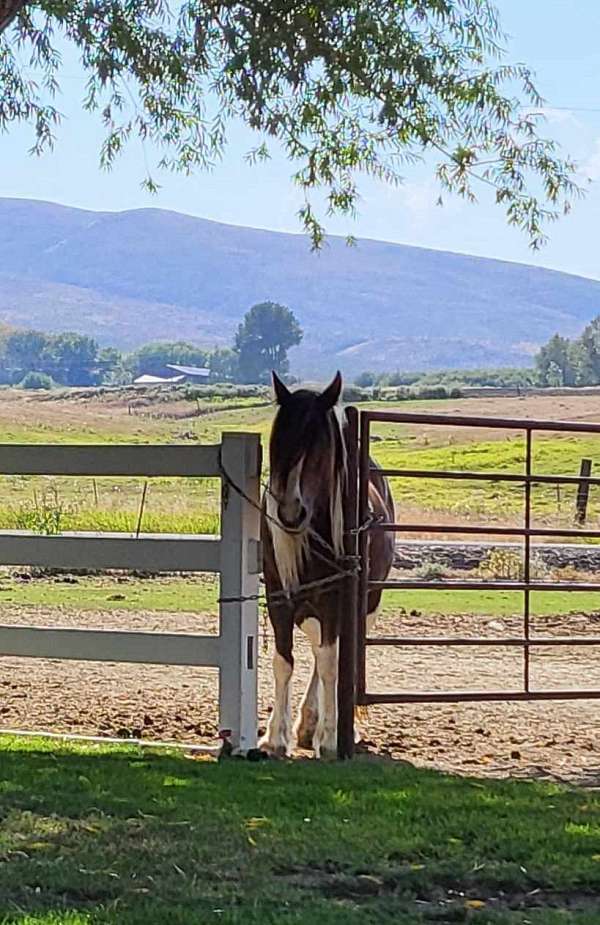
[337,409,600,758]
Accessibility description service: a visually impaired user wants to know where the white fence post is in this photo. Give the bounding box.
[0,437,263,755]
[218,432,262,753]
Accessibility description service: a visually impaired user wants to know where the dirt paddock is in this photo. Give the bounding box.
[1,604,599,787]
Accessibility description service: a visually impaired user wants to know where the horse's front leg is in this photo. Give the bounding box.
[294,659,319,750]
[313,638,338,760]
[259,615,294,757]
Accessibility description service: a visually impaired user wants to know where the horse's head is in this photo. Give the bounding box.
[269,371,345,535]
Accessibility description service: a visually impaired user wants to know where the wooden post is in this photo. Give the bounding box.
[337,407,359,759]
[218,432,261,753]
[575,458,592,525]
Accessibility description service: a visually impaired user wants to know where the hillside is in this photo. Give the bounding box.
[2,197,600,377]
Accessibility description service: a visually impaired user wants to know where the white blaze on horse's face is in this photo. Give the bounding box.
[274,457,309,532]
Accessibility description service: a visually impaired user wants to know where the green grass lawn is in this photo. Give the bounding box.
[0,394,276,536]
[2,573,599,619]
[0,573,219,613]
[0,736,598,924]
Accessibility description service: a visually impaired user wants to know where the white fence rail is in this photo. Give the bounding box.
[0,433,262,753]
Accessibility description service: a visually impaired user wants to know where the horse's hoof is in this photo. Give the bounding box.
[295,730,315,751]
[246,748,270,762]
[316,747,338,761]
[257,738,289,759]
[355,739,373,754]
[314,740,337,761]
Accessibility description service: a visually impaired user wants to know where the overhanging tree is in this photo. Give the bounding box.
[0,0,24,33]
[1,1,579,247]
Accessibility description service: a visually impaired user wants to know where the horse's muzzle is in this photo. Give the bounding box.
[277,503,308,532]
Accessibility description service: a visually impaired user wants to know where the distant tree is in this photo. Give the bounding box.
[96,347,130,385]
[534,316,600,388]
[43,332,100,386]
[574,317,600,385]
[354,371,376,388]
[381,371,408,387]
[207,347,238,383]
[568,340,594,387]
[3,329,48,382]
[234,302,303,384]
[125,341,208,380]
[545,361,565,388]
[535,334,575,387]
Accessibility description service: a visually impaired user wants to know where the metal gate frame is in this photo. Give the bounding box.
[337,409,600,759]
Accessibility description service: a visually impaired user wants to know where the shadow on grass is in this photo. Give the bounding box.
[0,737,600,924]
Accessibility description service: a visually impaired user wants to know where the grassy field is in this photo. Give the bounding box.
[379,434,600,523]
[2,572,599,619]
[0,388,283,535]
[1,388,599,536]
[0,387,598,618]
[0,735,599,924]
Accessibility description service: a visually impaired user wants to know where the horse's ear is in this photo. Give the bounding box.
[319,371,343,410]
[272,370,292,405]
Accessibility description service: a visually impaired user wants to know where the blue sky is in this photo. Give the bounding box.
[2,1,600,280]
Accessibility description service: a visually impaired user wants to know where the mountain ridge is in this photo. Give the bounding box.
[2,197,599,377]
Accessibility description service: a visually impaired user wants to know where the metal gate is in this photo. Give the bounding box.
[337,409,600,759]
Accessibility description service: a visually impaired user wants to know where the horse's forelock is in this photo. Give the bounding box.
[270,392,321,483]
[270,392,346,496]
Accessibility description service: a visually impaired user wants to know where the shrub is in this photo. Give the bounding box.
[19,371,55,390]
[477,547,549,581]
[413,386,449,400]
[342,385,372,403]
[478,547,524,581]
[414,561,448,581]
[11,488,66,535]
[182,383,270,401]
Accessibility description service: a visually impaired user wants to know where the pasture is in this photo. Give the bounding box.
[1,387,600,536]
[0,386,600,781]
[2,386,600,922]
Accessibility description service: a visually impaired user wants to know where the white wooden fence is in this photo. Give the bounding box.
[0,433,262,753]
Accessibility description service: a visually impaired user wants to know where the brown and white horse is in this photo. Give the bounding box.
[259,371,395,758]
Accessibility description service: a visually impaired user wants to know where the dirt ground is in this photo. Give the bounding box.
[1,603,600,786]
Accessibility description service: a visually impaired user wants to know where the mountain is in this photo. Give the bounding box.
[1,196,600,377]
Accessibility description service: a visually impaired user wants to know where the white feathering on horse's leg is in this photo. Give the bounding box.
[294,660,319,750]
[313,640,338,760]
[295,617,322,750]
[259,652,293,757]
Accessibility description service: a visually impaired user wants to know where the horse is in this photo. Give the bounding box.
[259,371,395,759]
